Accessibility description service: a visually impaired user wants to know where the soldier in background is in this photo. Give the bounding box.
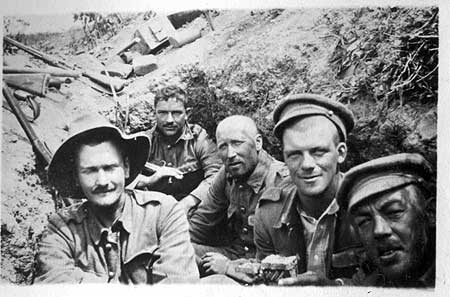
[135,85,221,215]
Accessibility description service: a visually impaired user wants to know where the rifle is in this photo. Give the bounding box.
[2,83,53,164]
[3,36,126,94]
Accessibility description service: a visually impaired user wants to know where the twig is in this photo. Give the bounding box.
[416,64,438,83]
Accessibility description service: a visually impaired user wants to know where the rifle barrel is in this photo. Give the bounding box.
[2,83,53,164]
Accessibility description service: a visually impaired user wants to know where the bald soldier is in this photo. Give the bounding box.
[189,115,288,282]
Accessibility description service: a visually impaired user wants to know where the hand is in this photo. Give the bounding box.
[226,259,259,284]
[135,167,183,188]
[201,252,230,275]
[178,195,200,216]
[278,271,340,286]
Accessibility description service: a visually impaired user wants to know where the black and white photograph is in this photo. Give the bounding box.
[1,0,448,296]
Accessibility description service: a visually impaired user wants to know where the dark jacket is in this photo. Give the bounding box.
[189,150,289,259]
[145,123,222,201]
[254,179,365,279]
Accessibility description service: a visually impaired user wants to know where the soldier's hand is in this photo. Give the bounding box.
[201,252,230,275]
[153,166,183,180]
[226,259,259,284]
[278,271,341,286]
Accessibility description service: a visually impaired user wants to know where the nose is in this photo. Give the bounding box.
[300,153,315,170]
[166,112,174,123]
[373,215,392,239]
[95,169,109,186]
[226,146,237,159]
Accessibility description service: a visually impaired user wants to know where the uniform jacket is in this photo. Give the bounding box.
[189,149,289,259]
[145,123,222,201]
[34,190,199,284]
[254,178,365,279]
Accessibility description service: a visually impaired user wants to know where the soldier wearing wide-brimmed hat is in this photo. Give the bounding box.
[337,153,435,287]
[35,113,199,284]
[254,93,363,286]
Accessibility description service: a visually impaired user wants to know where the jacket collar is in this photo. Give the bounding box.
[228,149,273,194]
[272,173,343,228]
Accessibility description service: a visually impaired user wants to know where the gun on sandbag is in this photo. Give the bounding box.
[3,36,126,95]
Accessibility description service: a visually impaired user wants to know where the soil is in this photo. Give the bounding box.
[1,8,437,284]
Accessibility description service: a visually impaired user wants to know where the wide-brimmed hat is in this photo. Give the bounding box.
[48,113,150,199]
[273,93,354,141]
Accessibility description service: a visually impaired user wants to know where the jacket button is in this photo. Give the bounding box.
[108,271,115,278]
[242,227,248,234]
[244,246,249,252]
[105,243,112,251]
[240,207,246,213]
[167,162,172,166]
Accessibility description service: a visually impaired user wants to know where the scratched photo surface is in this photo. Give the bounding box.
[1,3,440,294]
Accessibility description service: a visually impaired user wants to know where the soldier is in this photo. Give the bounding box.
[189,115,288,283]
[337,153,435,287]
[135,85,221,214]
[254,94,363,286]
[35,113,199,284]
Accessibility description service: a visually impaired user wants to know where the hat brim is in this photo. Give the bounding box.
[48,126,150,199]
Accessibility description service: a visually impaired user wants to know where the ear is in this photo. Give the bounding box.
[255,134,263,151]
[185,107,192,118]
[336,142,347,164]
[124,157,131,179]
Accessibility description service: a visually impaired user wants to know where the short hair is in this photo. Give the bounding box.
[154,85,188,107]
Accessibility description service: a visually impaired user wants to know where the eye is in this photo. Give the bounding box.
[172,111,183,117]
[385,209,404,220]
[231,140,243,147]
[312,148,327,157]
[354,216,371,229]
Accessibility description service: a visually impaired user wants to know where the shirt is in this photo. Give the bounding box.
[34,190,199,284]
[189,149,288,259]
[145,123,222,201]
[298,198,339,276]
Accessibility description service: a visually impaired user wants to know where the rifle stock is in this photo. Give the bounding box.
[3,36,125,93]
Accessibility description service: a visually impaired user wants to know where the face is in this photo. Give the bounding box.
[76,140,130,208]
[155,98,187,138]
[351,185,428,281]
[282,116,346,199]
[216,125,262,179]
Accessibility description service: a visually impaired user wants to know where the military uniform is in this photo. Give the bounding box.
[145,123,221,201]
[35,190,199,283]
[254,177,364,280]
[189,149,288,260]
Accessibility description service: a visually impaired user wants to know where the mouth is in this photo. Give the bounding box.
[93,188,115,195]
[377,246,402,264]
[227,161,242,169]
[300,175,320,182]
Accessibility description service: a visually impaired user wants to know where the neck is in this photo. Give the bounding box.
[299,174,340,219]
[90,193,126,228]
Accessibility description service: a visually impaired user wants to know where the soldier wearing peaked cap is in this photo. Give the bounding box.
[254,93,364,286]
[337,153,435,287]
[34,113,199,284]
